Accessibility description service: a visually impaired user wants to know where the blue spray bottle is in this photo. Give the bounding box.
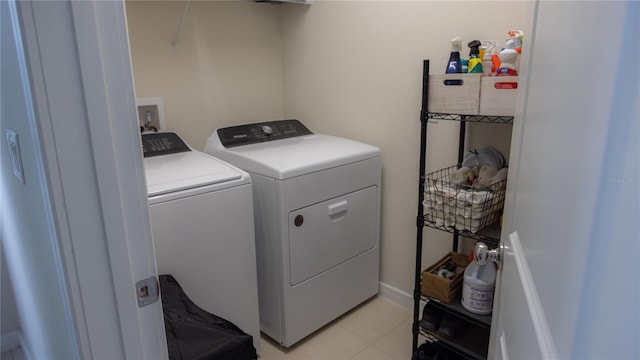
[446,37,463,73]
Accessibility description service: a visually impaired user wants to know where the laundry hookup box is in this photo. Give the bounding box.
[421,252,469,304]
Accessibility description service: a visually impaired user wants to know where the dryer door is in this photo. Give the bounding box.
[288,186,378,286]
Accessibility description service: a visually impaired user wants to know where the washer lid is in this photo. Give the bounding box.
[210,133,380,179]
[144,151,243,197]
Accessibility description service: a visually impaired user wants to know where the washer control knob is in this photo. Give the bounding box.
[261,125,273,135]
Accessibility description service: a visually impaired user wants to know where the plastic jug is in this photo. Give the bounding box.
[461,260,496,315]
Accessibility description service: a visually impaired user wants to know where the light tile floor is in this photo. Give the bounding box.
[0,296,421,360]
[259,296,423,360]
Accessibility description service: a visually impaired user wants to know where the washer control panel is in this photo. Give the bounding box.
[217,119,313,148]
[141,132,190,158]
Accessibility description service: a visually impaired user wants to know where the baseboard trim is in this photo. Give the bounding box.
[1,330,21,352]
[378,281,413,310]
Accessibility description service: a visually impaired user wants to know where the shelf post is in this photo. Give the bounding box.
[412,59,431,353]
[458,118,466,165]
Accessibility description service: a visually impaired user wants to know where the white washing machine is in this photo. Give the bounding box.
[141,132,261,352]
[204,120,381,347]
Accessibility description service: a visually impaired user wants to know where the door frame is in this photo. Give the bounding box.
[13,0,167,358]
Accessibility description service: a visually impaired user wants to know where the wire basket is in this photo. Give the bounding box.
[423,165,506,233]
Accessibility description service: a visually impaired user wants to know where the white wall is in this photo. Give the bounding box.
[280,1,529,293]
[126,1,530,297]
[126,0,285,150]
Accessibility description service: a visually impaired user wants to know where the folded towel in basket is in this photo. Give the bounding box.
[477,166,499,187]
[425,186,492,205]
[489,168,508,186]
[455,205,486,220]
[456,189,494,205]
[449,166,474,185]
[448,215,482,233]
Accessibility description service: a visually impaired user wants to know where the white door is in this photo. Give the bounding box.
[490,1,639,359]
[3,0,168,358]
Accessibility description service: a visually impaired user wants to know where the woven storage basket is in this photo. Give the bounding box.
[428,74,481,115]
[421,252,470,303]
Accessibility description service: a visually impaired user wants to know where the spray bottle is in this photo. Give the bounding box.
[446,37,463,74]
[480,40,497,76]
[491,47,501,75]
[467,40,483,73]
[496,30,524,76]
[496,49,518,76]
[507,30,524,71]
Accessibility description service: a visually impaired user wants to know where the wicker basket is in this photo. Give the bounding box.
[423,165,506,233]
[421,252,470,303]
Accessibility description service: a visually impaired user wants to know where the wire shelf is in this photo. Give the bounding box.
[422,221,502,243]
[426,112,514,124]
[419,325,490,360]
[422,297,492,329]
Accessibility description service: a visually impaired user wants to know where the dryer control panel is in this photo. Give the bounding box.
[217,119,313,148]
[142,132,190,158]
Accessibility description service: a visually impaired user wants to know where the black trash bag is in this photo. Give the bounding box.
[159,274,257,360]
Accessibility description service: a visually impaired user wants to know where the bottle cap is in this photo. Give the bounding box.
[468,40,481,48]
[451,37,462,52]
[468,40,481,56]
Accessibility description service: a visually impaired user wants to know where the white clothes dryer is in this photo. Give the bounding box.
[204,120,381,347]
[142,132,261,351]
